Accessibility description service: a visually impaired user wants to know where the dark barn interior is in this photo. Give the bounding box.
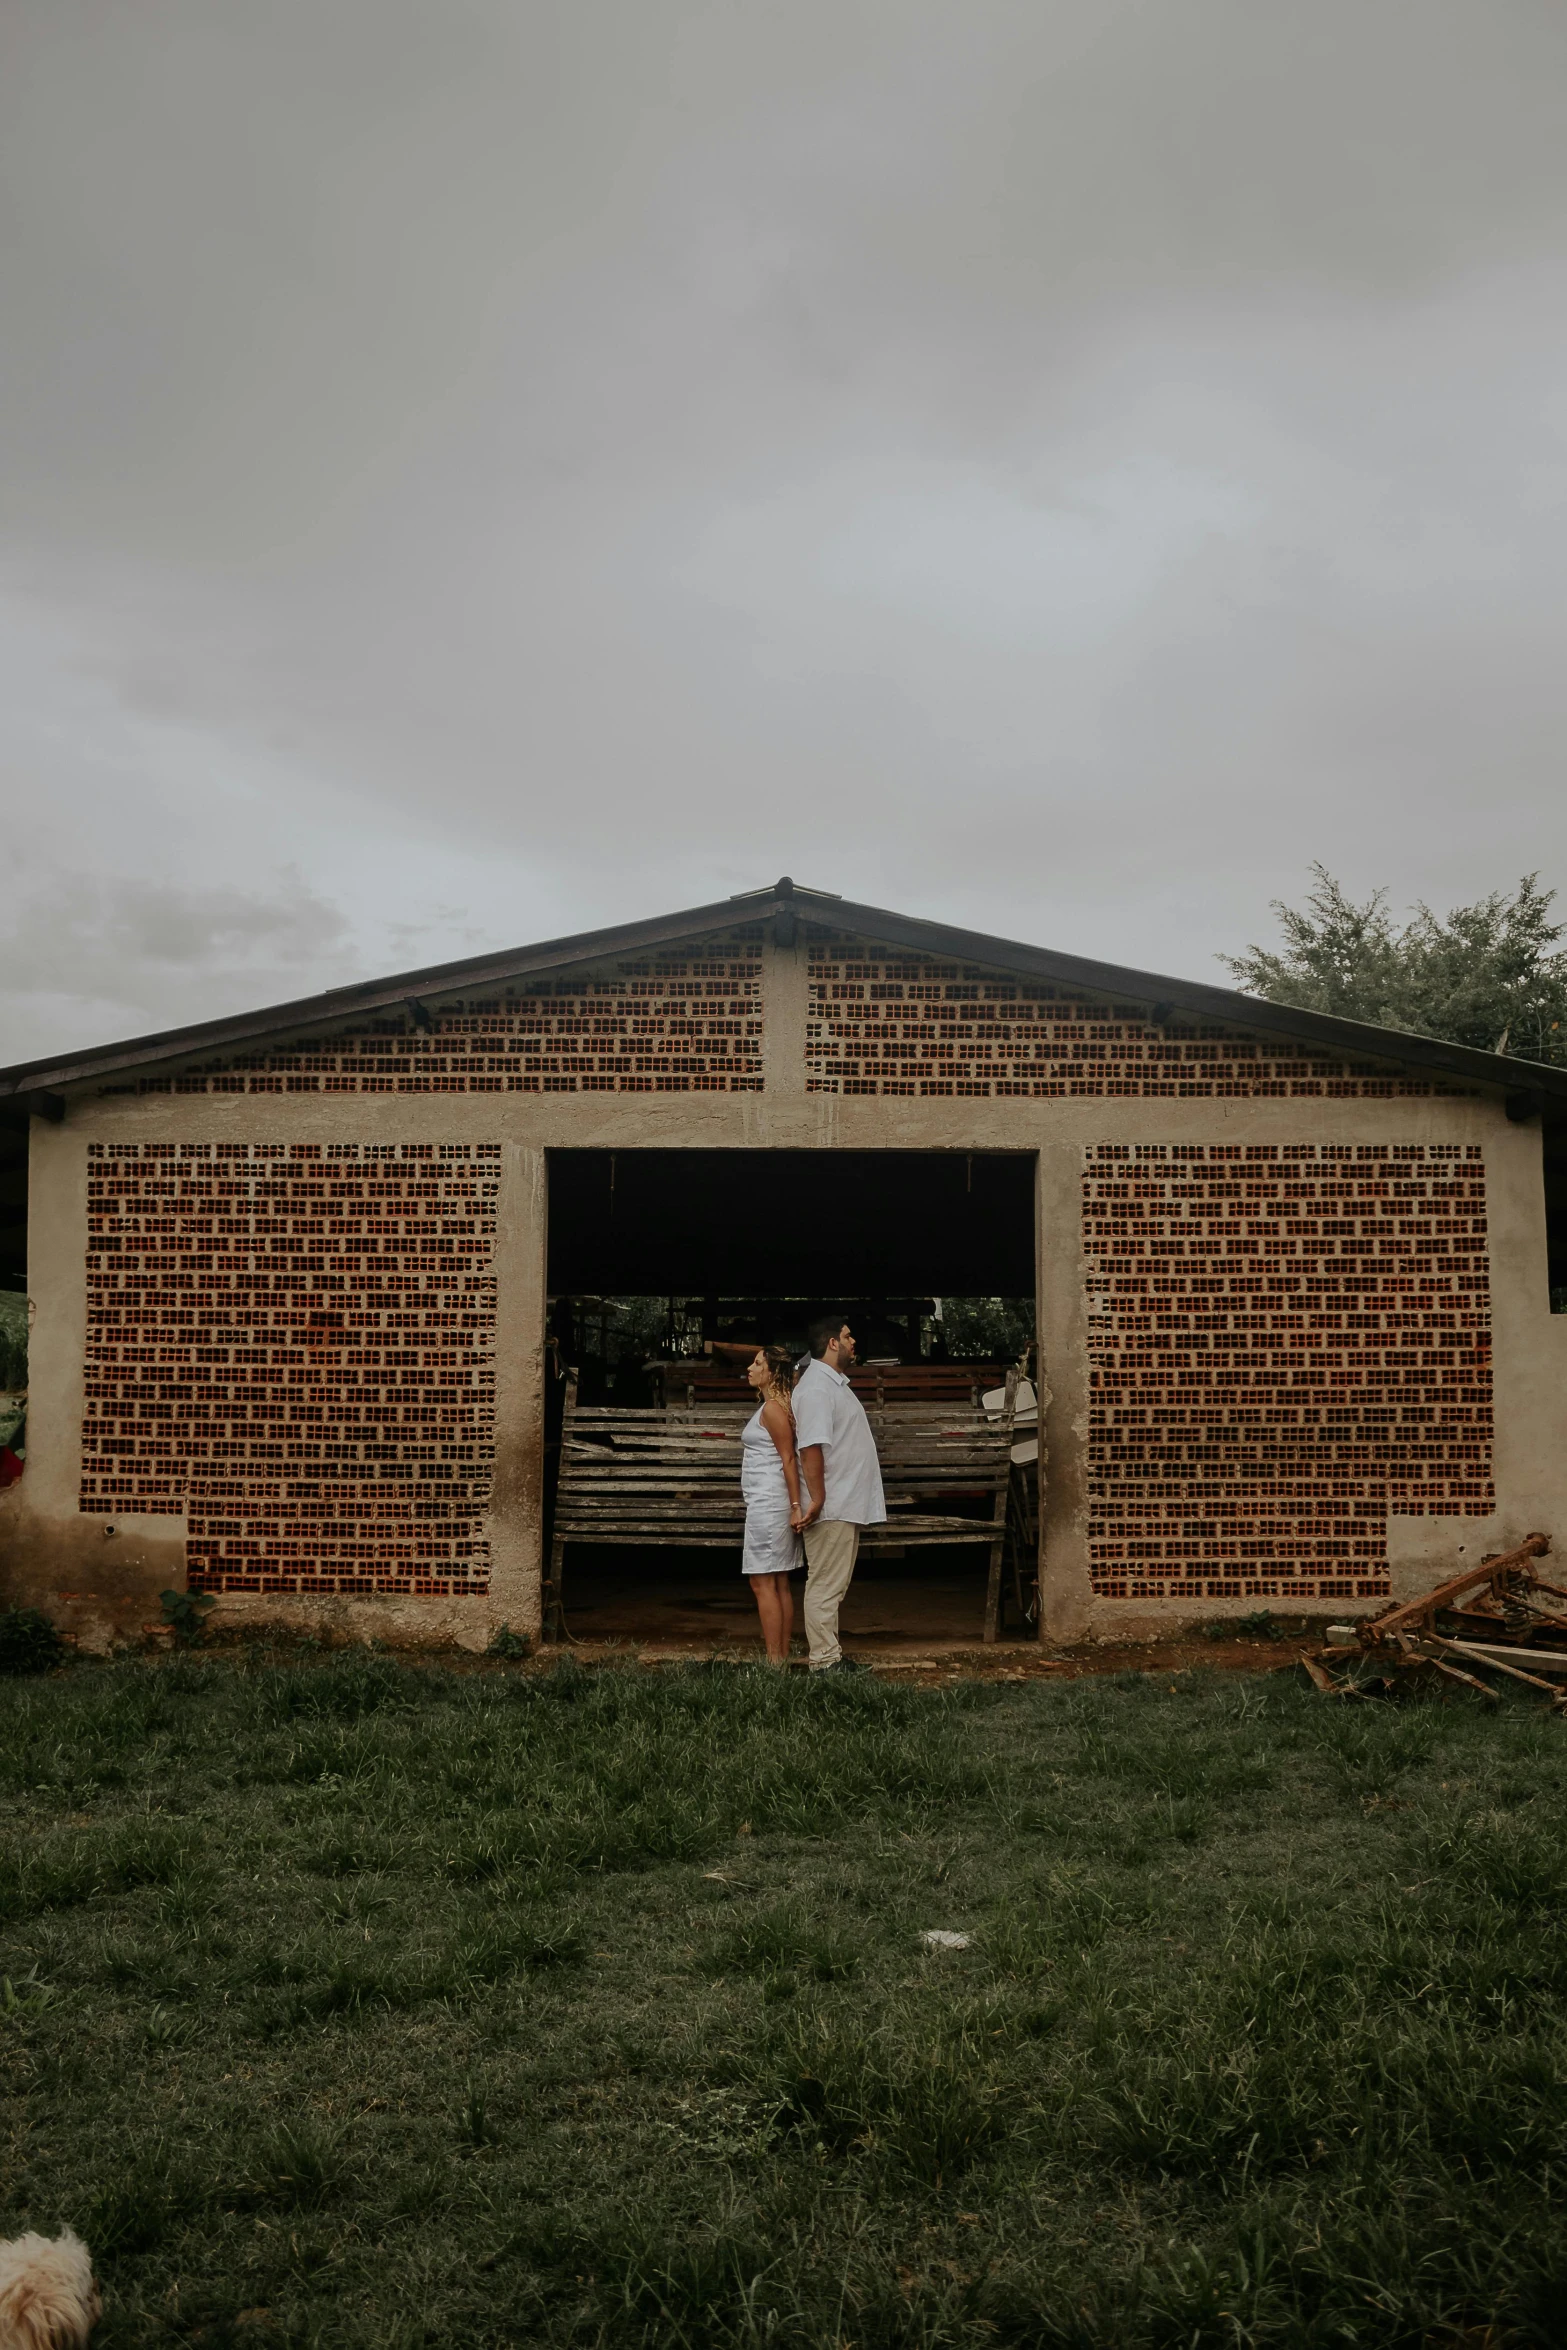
[0,1114,27,1294]
[548,1148,1034,1298]
[545,1149,1038,1648]
[1547,1109,1567,1308]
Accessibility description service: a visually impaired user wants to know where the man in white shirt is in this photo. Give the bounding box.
[792,1312,886,1672]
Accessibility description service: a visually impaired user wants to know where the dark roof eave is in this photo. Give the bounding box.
[2,878,1564,1108]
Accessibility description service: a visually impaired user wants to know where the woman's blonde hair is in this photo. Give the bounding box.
[758,1344,797,1406]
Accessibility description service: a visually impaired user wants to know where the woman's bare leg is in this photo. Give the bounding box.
[772,1574,796,1662]
[770,1573,794,1662]
[750,1574,782,1662]
[750,1574,791,1664]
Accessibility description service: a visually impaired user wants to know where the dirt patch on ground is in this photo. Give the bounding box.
[568,1629,1321,1681]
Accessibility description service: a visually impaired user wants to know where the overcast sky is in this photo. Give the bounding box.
[4,1,1566,1061]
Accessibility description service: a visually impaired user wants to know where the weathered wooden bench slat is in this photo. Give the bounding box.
[570,1405,1003,1429]
[564,1434,1001,1454]
[557,1529,1002,1546]
[555,1502,999,1526]
[563,1442,1006,1468]
[557,1527,1001,1546]
[561,1447,1007,1470]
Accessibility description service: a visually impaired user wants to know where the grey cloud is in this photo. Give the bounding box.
[88,874,354,973]
[1,872,361,1058]
[2,2,1566,1059]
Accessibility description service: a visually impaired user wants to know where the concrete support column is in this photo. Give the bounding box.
[1485,1120,1567,1520]
[759,927,807,1131]
[485,1142,548,1640]
[22,1118,88,1526]
[1037,1141,1092,1643]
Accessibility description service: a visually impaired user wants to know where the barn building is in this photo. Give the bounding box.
[2,878,1564,1651]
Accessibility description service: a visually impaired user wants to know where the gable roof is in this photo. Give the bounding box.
[2,876,1564,1111]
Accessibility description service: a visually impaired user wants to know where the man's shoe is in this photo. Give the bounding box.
[818,1656,868,1675]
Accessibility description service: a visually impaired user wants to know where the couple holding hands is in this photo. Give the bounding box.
[727,1314,885,1671]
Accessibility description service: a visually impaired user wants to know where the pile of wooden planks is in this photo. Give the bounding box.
[546,1369,1021,1642]
[1301,1533,1567,1707]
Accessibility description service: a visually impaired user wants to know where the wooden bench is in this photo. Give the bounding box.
[546,1370,1021,1642]
[646,1359,1009,1410]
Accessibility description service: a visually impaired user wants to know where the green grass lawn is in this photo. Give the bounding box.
[2,1650,1565,2348]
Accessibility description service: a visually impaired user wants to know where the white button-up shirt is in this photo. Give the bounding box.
[792,1359,886,1526]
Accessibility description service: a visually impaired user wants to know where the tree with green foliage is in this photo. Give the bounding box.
[1221,866,1567,1066]
[0,1291,26,1391]
[938,1297,1035,1361]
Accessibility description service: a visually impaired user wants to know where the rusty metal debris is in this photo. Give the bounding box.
[1300,1533,1567,1710]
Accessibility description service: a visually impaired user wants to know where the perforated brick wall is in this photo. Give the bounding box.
[804,932,1473,1101]
[1081,1142,1493,1604]
[98,937,765,1101]
[80,1141,498,1598]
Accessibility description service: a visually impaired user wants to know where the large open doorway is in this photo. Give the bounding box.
[544,1149,1038,1649]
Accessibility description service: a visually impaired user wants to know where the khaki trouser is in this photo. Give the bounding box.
[802,1520,861,1669]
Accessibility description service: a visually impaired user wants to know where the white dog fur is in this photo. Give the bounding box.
[0,2230,101,2350]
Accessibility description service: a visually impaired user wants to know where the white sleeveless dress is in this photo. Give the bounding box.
[741,1405,803,1578]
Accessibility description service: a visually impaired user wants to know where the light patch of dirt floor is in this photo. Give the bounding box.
[569,1631,1322,1682]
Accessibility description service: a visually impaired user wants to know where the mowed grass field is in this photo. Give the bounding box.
[2,1651,1565,2349]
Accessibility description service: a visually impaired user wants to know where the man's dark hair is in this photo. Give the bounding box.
[806,1312,849,1360]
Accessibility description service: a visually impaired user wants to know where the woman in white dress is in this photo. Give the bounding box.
[740,1345,805,1664]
